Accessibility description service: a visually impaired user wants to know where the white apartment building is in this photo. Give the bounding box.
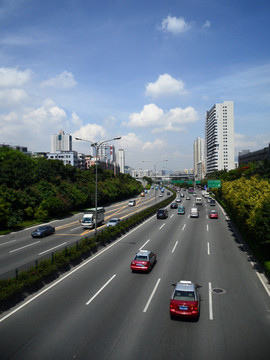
[118,149,125,174]
[193,137,206,180]
[205,101,235,174]
[51,130,72,152]
[47,151,79,167]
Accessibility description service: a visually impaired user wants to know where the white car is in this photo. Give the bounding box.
[107,218,121,227]
[128,200,136,206]
[190,208,199,218]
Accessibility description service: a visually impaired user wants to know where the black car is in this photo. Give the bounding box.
[170,202,178,209]
[157,209,168,219]
[31,225,55,238]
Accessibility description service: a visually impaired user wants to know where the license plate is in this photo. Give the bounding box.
[179,306,188,310]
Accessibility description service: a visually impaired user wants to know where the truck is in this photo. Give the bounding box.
[80,207,105,229]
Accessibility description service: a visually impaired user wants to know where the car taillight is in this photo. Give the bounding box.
[190,304,198,311]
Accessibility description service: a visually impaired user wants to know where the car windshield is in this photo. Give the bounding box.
[173,290,195,301]
[110,219,118,223]
[135,255,148,261]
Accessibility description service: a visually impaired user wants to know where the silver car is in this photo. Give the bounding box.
[107,218,121,227]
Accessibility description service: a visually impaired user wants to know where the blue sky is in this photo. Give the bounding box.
[0,0,269,171]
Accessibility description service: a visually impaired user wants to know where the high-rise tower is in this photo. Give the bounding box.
[205,101,234,174]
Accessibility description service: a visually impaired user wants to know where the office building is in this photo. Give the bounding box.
[193,137,206,180]
[51,130,72,153]
[205,101,235,174]
[238,143,270,166]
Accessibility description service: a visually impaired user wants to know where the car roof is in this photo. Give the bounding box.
[136,250,152,256]
[174,280,195,292]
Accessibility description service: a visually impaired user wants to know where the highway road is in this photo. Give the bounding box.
[0,188,166,277]
[0,192,270,359]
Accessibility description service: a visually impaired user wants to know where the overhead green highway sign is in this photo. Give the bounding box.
[207,180,221,188]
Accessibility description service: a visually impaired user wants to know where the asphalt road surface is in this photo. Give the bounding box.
[0,192,270,360]
[0,189,164,277]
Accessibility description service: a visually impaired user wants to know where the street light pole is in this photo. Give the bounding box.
[75,136,121,241]
[142,160,168,206]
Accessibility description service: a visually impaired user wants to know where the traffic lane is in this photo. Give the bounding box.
[80,210,212,359]
[1,200,269,359]
[0,194,158,274]
[199,206,270,359]
[0,214,179,359]
[0,207,207,358]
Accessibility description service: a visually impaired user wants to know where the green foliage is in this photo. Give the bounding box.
[213,176,270,274]
[0,148,142,230]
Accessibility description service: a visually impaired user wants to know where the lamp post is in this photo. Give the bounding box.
[75,136,121,241]
[142,159,168,206]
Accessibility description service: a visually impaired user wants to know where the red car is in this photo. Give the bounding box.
[209,210,218,219]
[130,250,156,272]
[170,281,201,320]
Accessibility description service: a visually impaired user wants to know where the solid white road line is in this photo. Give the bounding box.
[9,241,40,253]
[38,242,67,256]
[140,239,150,250]
[172,241,178,253]
[86,274,116,305]
[209,282,213,320]
[143,278,161,313]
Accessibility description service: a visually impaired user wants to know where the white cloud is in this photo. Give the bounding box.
[0,67,32,88]
[160,16,191,35]
[145,74,188,98]
[72,123,107,144]
[0,88,29,107]
[118,133,143,149]
[125,104,199,133]
[142,138,167,150]
[22,99,68,130]
[127,104,164,127]
[235,132,270,151]
[40,71,77,88]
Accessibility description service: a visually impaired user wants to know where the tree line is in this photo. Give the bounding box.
[0,147,142,230]
[210,160,270,275]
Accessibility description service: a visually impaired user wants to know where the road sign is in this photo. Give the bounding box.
[207,180,221,188]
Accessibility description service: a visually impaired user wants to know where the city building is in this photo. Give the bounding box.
[51,130,72,152]
[0,144,30,155]
[238,143,270,166]
[47,151,79,167]
[118,149,125,174]
[90,142,116,162]
[205,101,235,174]
[193,137,206,180]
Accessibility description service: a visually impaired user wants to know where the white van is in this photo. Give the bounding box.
[195,197,202,205]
